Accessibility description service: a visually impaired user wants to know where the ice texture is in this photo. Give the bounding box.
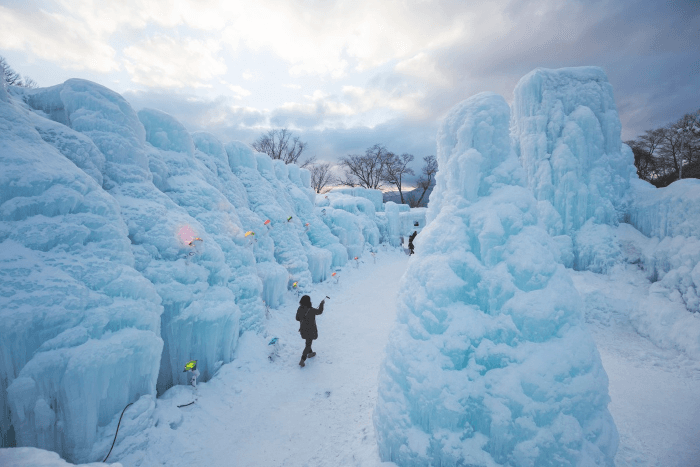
[375,92,617,466]
[628,178,700,239]
[328,187,384,212]
[511,67,634,236]
[0,88,163,462]
[191,135,287,309]
[1,76,387,463]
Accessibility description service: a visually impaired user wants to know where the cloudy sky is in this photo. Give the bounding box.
[1,0,698,183]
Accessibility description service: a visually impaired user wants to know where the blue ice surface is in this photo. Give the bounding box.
[374,90,619,466]
[0,78,384,463]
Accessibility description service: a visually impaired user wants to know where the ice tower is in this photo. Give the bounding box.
[374,92,618,466]
[511,67,634,235]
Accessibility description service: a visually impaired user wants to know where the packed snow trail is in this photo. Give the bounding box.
[114,248,408,467]
[571,267,700,467]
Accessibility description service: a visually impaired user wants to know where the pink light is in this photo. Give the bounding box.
[178,225,198,245]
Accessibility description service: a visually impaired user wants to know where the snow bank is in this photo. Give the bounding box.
[0,447,122,466]
[375,92,617,466]
[628,178,700,238]
[511,67,634,235]
[614,224,700,358]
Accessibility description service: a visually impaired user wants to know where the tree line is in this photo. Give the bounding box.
[1,56,37,89]
[252,129,437,207]
[626,109,700,187]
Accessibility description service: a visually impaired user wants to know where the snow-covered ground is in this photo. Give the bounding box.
[106,248,407,467]
[78,249,697,467]
[572,266,700,467]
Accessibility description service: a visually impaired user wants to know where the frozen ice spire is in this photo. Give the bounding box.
[375,92,618,466]
[511,67,635,235]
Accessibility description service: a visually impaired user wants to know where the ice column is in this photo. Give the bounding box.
[374,92,618,466]
[511,67,634,235]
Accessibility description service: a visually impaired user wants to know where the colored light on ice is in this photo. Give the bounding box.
[178,225,198,245]
[245,231,255,237]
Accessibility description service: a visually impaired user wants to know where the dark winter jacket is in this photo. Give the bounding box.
[408,232,417,250]
[296,301,324,340]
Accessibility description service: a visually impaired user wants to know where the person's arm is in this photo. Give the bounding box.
[316,300,324,315]
[296,308,303,321]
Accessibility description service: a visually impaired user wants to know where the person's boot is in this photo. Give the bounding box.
[299,359,305,367]
[307,352,316,358]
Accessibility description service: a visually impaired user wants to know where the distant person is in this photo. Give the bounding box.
[296,295,325,367]
[408,231,417,255]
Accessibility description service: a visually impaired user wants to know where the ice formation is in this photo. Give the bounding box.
[0,83,163,462]
[511,67,634,236]
[375,92,618,466]
[0,78,382,463]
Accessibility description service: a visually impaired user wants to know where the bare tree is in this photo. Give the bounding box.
[309,162,337,193]
[1,55,37,88]
[410,155,438,207]
[673,111,700,180]
[252,128,310,165]
[339,144,394,189]
[384,153,414,203]
[628,109,700,187]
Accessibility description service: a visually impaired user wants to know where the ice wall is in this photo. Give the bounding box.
[375,92,617,466]
[316,193,380,258]
[328,187,384,211]
[192,135,287,309]
[21,79,241,404]
[0,87,163,462]
[511,67,635,236]
[1,76,394,462]
[226,143,312,290]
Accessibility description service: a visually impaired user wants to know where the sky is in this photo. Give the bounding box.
[1,0,698,184]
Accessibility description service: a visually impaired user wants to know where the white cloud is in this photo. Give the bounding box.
[394,52,449,86]
[227,84,251,99]
[342,85,427,118]
[283,84,302,90]
[123,36,227,88]
[0,5,119,72]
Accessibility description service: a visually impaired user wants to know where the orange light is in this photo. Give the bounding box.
[264,219,270,225]
[331,272,336,277]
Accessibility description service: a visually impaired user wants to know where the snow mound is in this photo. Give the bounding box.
[375,92,617,466]
[0,446,122,466]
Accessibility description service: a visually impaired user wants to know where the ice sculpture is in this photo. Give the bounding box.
[511,67,634,236]
[374,92,618,466]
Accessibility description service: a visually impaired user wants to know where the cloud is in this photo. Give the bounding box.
[0,5,119,72]
[123,89,266,130]
[227,84,251,99]
[123,35,227,88]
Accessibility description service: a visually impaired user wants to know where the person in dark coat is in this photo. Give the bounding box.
[296,295,324,367]
[408,231,417,255]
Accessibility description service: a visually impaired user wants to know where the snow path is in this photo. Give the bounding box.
[121,249,408,467]
[571,268,700,467]
[114,255,700,467]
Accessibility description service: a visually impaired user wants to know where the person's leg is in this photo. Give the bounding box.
[302,338,313,361]
[307,338,316,358]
